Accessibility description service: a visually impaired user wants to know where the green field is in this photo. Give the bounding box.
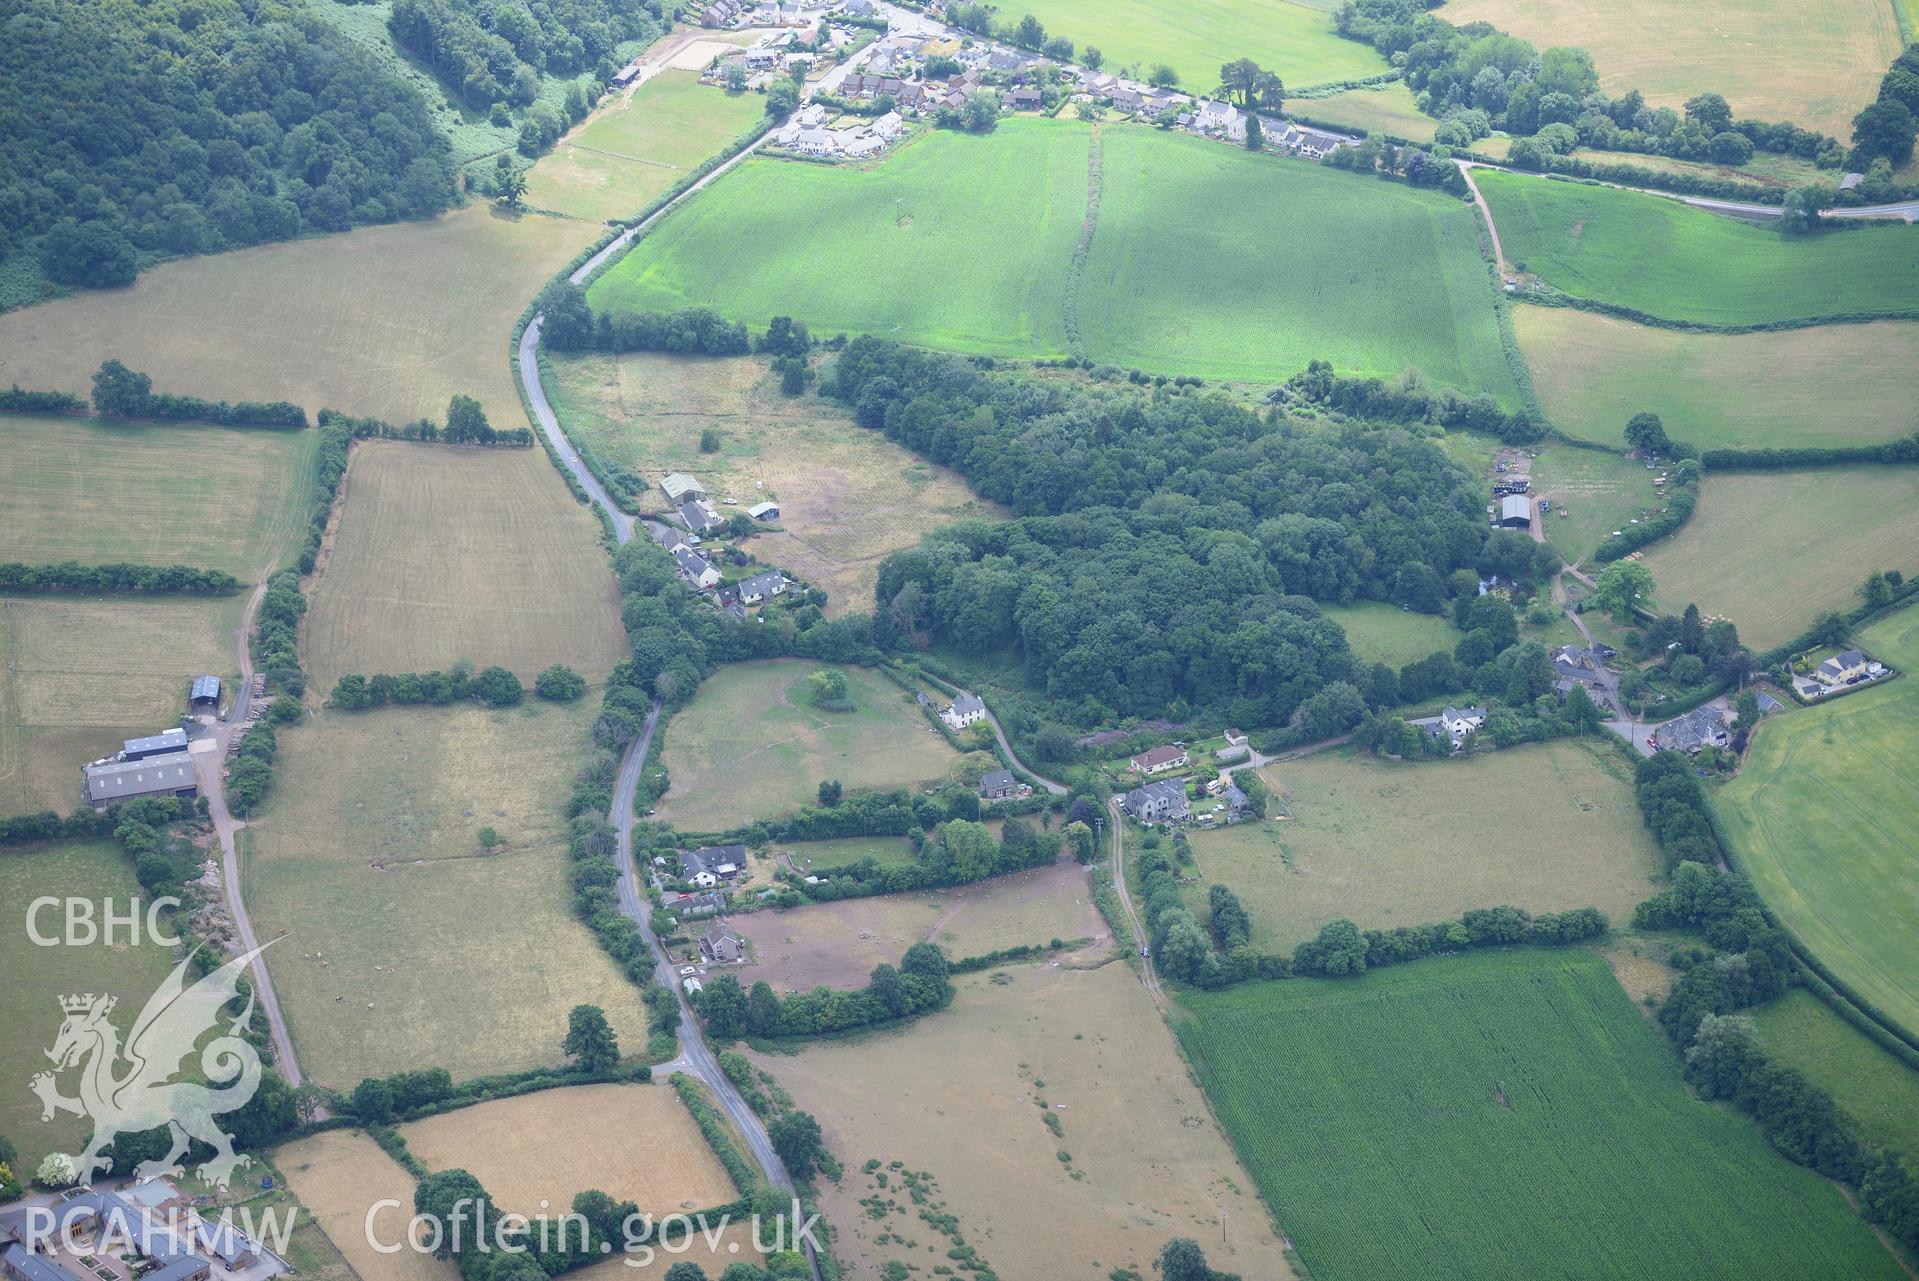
[1319,602,1457,669]
[1519,309,1919,452]
[1186,741,1663,950]
[0,594,243,813]
[1006,0,1387,91]
[1,841,183,1168]
[590,121,1518,393]
[1479,171,1919,326]
[244,700,651,1087]
[655,660,961,832]
[1178,950,1902,1281]
[1442,0,1900,139]
[1528,445,1664,564]
[1638,467,1919,648]
[1296,81,1436,142]
[523,72,766,223]
[776,834,920,872]
[1750,989,1919,1157]
[0,415,319,575]
[1717,604,1919,1042]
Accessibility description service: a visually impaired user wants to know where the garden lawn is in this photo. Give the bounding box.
[0,415,319,576]
[654,659,959,831]
[0,841,185,1169]
[1480,170,1919,325]
[0,594,244,813]
[1527,445,1663,564]
[1005,0,1387,91]
[1518,309,1919,452]
[242,700,651,1087]
[302,442,628,691]
[1749,989,1919,1157]
[1637,468,1919,648]
[1185,740,1662,950]
[590,121,1518,393]
[1319,601,1457,669]
[523,72,766,223]
[1442,0,1901,139]
[1083,126,1516,393]
[1716,603,1919,1042]
[775,834,920,872]
[1178,949,1902,1281]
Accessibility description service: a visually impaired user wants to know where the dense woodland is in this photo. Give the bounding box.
[388,0,663,110]
[0,0,457,294]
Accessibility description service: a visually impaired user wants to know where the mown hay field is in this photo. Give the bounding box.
[0,415,319,576]
[748,963,1295,1281]
[1005,0,1385,91]
[303,442,627,691]
[0,841,184,1168]
[1518,309,1919,452]
[1182,741,1662,950]
[1638,467,1919,648]
[1750,989,1919,1157]
[1292,80,1436,142]
[723,858,1103,990]
[1716,604,1919,1042]
[278,1130,456,1281]
[1442,0,1900,139]
[654,660,960,832]
[590,121,1517,393]
[243,700,650,1086]
[397,1083,737,1214]
[1479,171,1919,325]
[1318,601,1457,669]
[1527,444,1664,564]
[0,594,243,813]
[0,204,595,426]
[1178,950,1903,1281]
[544,352,1000,613]
[524,72,766,223]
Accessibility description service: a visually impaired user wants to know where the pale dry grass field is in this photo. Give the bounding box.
[725,859,1106,990]
[546,352,998,614]
[654,660,960,832]
[397,1084,737,1215]
[303,441,627,691]
[1181,741,1664,950]
[1441,0,1901,138]
[748,963,1296,1281]
[277,1130,459,1281]
[243,700,650,1086]
[0,415,319,575]
[0,594,243,812]
[0,205,595,425]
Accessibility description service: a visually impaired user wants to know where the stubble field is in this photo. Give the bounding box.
[0,594,243,813]
[1715,603,1919,1041]
[396,1083,737,1213]
[242,700,650,1086]
[654,660,960,832]
[302,441,627,691]
[1178,950,1903,1281]
[749,962,1296,1281]
[1440,0,1901,138]
[1479,172,1919,326]
[278,1130,456,1281]
[543,352,999,612]
[524,72,766,223]
[0,415,319,576]
[0,204,595,426]
[1638,467,1919,648]
[1517,309,1919,452]
[1182,741,1663,950]
[590,121,1518,393]
[723,858,1104,990]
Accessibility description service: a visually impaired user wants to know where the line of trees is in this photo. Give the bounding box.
[539,289,753,356]
[693,941,954,1040]
[782,816,1062,902]
[327,663,527,710]
[0,386,85,414]
[91,361,306,428]
[1283,358,1545,444]
[1701,430,1919,471]
[0,562,242,596]
[317,405,533,448]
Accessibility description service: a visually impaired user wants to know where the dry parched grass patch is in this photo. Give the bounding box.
[397,1083,738,1216]
[278,1130,458,1281]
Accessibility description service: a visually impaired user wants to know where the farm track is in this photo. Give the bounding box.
[1459,158,1919,225]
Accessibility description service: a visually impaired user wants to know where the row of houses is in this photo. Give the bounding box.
[1121,777,1253,827]
[773,103,906,158]
[2,1180,284,1281]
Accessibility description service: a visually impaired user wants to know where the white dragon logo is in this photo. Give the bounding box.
[31,946,268,1188]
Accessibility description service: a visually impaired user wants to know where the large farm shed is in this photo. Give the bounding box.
[1498,495,1533,528]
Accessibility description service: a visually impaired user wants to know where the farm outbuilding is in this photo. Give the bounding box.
[749,501,780,521]
[84,752,198,809]
[122,727,190,760]
[190,675,222,709]
[661,473,707,503]
[1498,495,1533,528]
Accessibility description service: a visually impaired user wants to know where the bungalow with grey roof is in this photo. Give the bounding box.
[1130,744,1188,774]
[1653,705,1729,754]
[738,570,790,604]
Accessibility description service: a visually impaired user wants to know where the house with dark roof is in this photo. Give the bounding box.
[673,546,722,590]
[680,844,746,888]
[1815,649,1870,685]
[1129,744,1188,774]
[738,570,790,605]
[1122,778,1189,824]
[650,523,692,556]
[679,499,725,534]
[1653,705,1729,754]
[978,768,1017,800]
[941,694,986,728]
[701,923,745,964]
